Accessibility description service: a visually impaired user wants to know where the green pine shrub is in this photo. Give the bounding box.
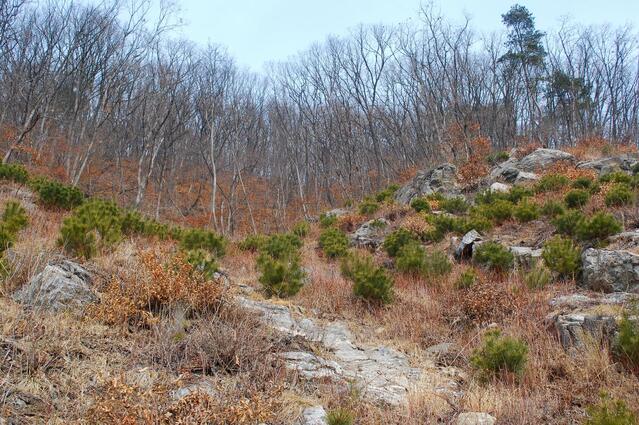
[423,249,452,278]
[383,228,419,257]
[473,241,514,272]
[586,393,637,425]
[615,315,639,367]
[506,186,533,203]
[0,163,29,184]
[513,200,540,223]
[342,252,393,304]
[600,171,632,185]
[0,226,16,253]
[470,329,528,381]
[535,174,570,193]
[576,212,622,242]
[475,189,509,205]
[1,201,28,235]
[359,197,380,215]
[542,236,581,278]
[185,249,219,279]
[238,234,268,252]
[375,184,400,203]
[524,262,552,290]
[456,268,478,289]
[257,233,305,297]
[396,242,426,275]
[292,221,310,238]
[477,199,514,224]
[31,177,84,210]
[541,200,565,218]
[319,213,338,228]
[410,197,431,213]
[319,227,349,259]
[605,184,634,207]
[440,196,469,214]
[564,189,590,209]
[553,210,586,237]
[179,228,227,257]
[573,176,595,190]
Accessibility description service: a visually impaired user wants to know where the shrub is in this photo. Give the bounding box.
[461,214,494,234]
[358,197,380,215]
[180,228,227,257]
[185,249,219,279]
[120,210,147,236]
[375,184,399,203]
[319,227,349,259]
[470,329,528,380]
[586,393,637,425]
[440,196,469,214]
[475,189,509,205]
[573,176,595,190]
[576,212,622,242]
[383,227,418,257]
[473,241,514,272]
[423,249,452,278]
[535,174,569,193]
[477,199,514,224]
[600,171,632,185]
[513,200,540,223]
[456,268,478,289]
[410,197,431,213]
[524,262,552,289]
[606,184,634,207]
[396,242,426,275]
[564,189,590,209]
[542,236,581,278]
[342,252,393,304]
[1,201,28,235]
[486,151,510,165]
[31,178,84,210]
[0,163,29,184]
[506,186,533,203]
[319,213,338,228]
[238,234,268,252]
[58,199,122,259]
[541,200,565,218]
[615,315,639,366]
[326,408,355,425]
[553,210,586,237]
[292,221,310,238]
[0,226,16,253]
[257,234,305,298]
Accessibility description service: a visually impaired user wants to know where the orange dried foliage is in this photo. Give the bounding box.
[567,136,638,160]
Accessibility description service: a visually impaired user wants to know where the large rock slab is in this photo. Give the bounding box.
[547,292,638,349]
[239,297,461,406]
[581,248,639,293]
[517,148,575,172]
[301,406,328,425]
[12,260,96,311]
[395,164,460,205]
[577,155,639,174]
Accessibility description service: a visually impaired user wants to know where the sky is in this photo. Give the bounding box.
[168,0,639,72]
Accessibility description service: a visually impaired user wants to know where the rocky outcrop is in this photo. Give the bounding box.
[546,292,638,349]
[301,406,328,425]
[581,248,639,293]
[395,164,460,205]
[509,246,542,269]
[12,260,96,311]
[489,148,574,183]
[350,218,390,249]
[489,182,511,193]
[456,412,497,425]
[577,154,639,175]
[239,297,461,406]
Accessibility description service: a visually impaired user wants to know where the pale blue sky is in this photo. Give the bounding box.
[170,0,639,71]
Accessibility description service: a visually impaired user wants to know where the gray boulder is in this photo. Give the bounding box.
[577,155,639,174]
[509,246,542,269]
[517,148,575,172]
[489,182,511,193]
[301,406,328,425]
[351,218,390,249]
[489,157,522,183]
[454,230,482,261]
[581,248,639,293]
[12,260,96,311]
[457,412,496,425]
[395,164,459,205]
